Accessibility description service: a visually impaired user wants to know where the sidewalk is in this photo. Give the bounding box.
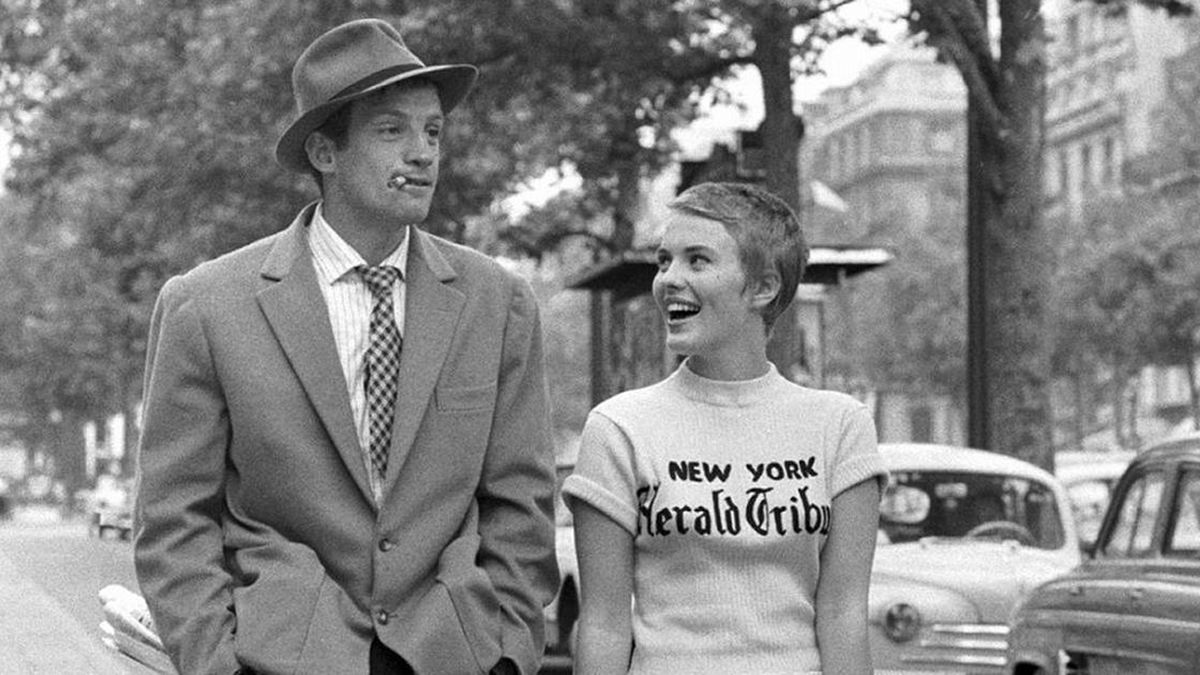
[0,514,132,675]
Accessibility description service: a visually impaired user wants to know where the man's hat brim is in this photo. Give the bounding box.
[274,63,477,173]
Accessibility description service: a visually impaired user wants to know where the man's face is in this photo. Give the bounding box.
[323,81,443,225]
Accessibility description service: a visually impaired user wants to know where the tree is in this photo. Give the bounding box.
[1050,196,1167,449]
[900,0,1194,470]
[0,0,709,441]
[494,1,882,381]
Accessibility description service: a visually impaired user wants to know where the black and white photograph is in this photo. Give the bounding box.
[1,1,1198,674]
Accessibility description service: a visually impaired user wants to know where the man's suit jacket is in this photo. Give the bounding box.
[134,203,558,675]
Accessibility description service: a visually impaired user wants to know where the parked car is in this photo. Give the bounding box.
[1055,450,1137,549]
[84,474,133,540]
[871,443,1080,674]
[1006,435,1200,675]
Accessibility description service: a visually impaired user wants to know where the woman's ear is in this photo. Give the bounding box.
[748,271,781,312]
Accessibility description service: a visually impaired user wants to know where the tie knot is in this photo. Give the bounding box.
[356,265,400,298]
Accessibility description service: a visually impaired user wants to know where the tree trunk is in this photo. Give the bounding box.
[590,117,642,404]
[1073,368,1086,449]
[609,117,642,253]
[1112,367,1126,449]
[1188,352,1200,431]
[977,0,1053,471]
[752,5,803,377]
[1128,372,1141,449]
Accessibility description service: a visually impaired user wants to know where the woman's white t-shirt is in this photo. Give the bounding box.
[563,362,886,675]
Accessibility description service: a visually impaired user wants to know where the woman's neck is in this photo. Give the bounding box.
[684,353,772,381]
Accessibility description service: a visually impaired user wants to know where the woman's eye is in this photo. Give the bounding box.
[655,255,671,272]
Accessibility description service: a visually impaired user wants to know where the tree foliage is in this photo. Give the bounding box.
[0,0,879,445]
[1049,37,1200,446]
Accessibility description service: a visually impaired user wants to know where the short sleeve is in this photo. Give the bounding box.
[829,403,888,498]
[562,410,641,534]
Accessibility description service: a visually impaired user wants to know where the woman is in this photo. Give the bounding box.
[563,182,886,675]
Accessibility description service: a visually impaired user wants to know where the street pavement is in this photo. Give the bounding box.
[0,507,138,675]
[0,506,572,674]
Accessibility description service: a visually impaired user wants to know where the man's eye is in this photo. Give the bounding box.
[655,255,671,272]
[689,255,710,267]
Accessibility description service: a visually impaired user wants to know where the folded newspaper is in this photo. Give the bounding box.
[97,584,176,674]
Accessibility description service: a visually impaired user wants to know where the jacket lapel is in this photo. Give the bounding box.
[383,228,465,487]
[256,203,374,503]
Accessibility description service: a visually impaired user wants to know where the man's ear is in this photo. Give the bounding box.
[304,132,336,175]
[749,271,781,312]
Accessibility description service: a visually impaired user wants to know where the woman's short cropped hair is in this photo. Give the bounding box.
[668,182,808,331]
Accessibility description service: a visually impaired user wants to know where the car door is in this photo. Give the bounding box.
[1059,466,1168,673]
[1119,461,1200,673]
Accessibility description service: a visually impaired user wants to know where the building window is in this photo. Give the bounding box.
[1102,136,1116,184]
[910,405,933,443]
[1081,143,1093,187]
[1065,15,1080,55]
[1044,155,1060,198]
[1059,148,1071,195]
[929,121,956,154]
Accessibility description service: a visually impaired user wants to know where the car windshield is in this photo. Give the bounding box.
[879,471,1066,550]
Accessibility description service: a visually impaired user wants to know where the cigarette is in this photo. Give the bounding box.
[387,176,408,189]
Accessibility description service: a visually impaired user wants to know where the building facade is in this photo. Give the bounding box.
[800,3,1200,449]
[801,46,968,444]
[1044,1,1200,450]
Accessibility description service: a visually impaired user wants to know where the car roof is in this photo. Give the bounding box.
[1136,433,1200,463]
[879,442,1057,483]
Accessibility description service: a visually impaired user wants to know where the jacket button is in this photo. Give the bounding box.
[378,538,395,552]
[377,610,390,625]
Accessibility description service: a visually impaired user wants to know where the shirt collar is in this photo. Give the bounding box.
[308,202,409,286]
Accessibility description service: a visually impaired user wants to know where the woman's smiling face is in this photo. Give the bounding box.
[652,210,768,371]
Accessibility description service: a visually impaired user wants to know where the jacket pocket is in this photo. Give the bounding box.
[435,382,498,413]
[232,548,327,675]
[436,535,503,672]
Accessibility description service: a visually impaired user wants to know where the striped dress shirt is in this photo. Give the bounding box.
[308,204,409,502]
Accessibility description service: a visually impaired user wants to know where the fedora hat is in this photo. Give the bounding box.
[275,18,478,173]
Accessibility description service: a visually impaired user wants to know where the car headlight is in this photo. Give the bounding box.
[883,603,921,643]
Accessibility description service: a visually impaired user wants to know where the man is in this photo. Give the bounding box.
[134,18,558,675]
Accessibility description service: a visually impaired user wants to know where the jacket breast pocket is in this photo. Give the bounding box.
[435,382,497,413]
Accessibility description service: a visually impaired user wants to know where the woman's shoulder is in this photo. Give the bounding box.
[589,378,678,421]
[780,382,869,414]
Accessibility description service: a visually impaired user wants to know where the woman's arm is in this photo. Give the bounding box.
[815,477,881,675]
[572,501,634,675]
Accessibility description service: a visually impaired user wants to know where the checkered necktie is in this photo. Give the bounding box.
[357,265,403,482]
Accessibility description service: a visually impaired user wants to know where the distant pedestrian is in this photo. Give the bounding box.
[134,18,557,675]
[564,182,886,674]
